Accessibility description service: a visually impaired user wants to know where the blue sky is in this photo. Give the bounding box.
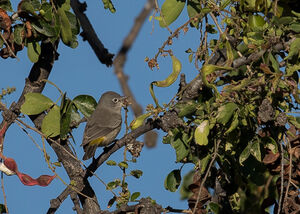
[1,0,202,213]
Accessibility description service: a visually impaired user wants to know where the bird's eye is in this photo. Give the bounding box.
[112,98,119,103]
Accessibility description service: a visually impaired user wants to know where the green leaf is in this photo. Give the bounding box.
[224,112,239,135]
[164,169,181,192]
[284,38,300,60]
[40,2,53,22]
[31,19,57,37]
[285,64,300,77]
[239,143,251,165]
[70,104,81,127]
[180,170,194,200]
[171,132,190,162]
[289,23,300,33]
[130,192,140,201]
[60,0,71,11]
[60,98,72,139]
[248,15,265,30]
[118,161,128,169]
[130,170,143,179]
[31,0,41,10]
[73,95,97,118]
[21,93,54,115]
[58,7,72,46]
[278,16,294,25]
[200,153,211,173]
[41,105,61,137]
[187,0,201,28]
[216,102,238,125]
[250,140,261,162]
[53,162,62,167]
[18,0,36,15]
[288,115,300,129]
[65,11,80,35]
[13,25,24,45]
[107,196,116,208]
[159,0,185,27]
[27,41,41,63]
[101,0,116,13]
[208,202,220,213]
[194,120,210,146]
[107,181,118,190]
[263,137,278,154]
[176,101,197,117]
[106,160,117,166]
[130,112,152,130]
[0,0,13,11]
[268,53,280,73]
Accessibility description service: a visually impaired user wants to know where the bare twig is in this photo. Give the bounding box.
[277,141,284,214]
[283,135,292,211]
[154,0,172,33]
[47,187,73,214]
[1,172,8,214]
[0,32,18,60]
[15,117,117,197]
[70,0,114,66]
[113,0,154,116]
[112,0,158,148]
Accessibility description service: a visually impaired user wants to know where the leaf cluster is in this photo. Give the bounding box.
[0,0,80,62]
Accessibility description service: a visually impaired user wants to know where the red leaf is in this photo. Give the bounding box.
[3,157,56,186]
[16,172,56,186]
[4,158,18,172]
[36,175,56,186]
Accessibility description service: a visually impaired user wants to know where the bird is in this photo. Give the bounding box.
[81,91,127,160]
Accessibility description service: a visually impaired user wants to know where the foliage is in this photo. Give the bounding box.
[152,0,300,213]
[0,0,299,213]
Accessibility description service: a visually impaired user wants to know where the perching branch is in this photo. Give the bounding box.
[85,120,156,177]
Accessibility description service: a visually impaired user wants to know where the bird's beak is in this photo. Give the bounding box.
[120,96,131,107]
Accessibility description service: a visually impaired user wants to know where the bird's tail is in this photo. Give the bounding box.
[83,145,97,160]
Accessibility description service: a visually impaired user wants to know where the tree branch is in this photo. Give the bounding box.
[70,0,114,66]
[85,120,156,177]
[113,0,158,148]
[47,187,72,214]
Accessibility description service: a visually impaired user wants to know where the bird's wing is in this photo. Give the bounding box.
[81,119,121,147]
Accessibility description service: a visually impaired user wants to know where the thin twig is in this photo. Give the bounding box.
[121,108,129,192]
[283,135,292,210]
[277,141,284,214]
[154,0,172,33]
[41,138,94,201]
[1,172,8,214]
[15,117,117,197]
[0,32,18,60]
[14,120,43,152]
[192,139,221,214]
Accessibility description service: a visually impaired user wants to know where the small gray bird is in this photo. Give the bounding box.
[81,91,126,160]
